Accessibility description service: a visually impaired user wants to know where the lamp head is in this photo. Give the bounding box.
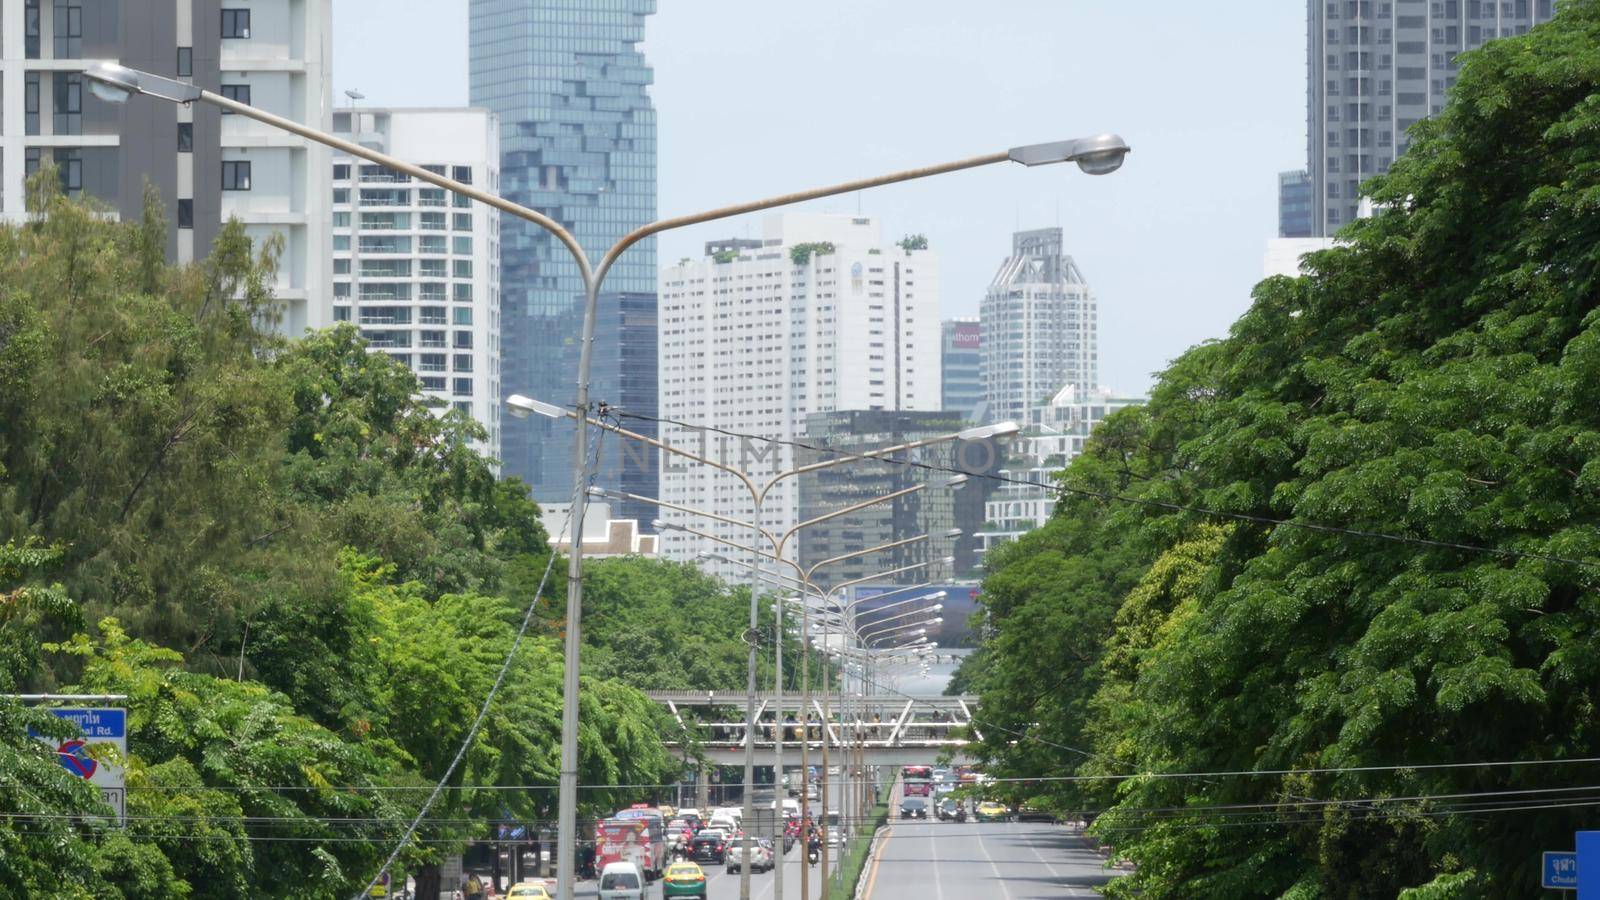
[944,528,964,539]
[945,474,968,488]
[505,394,566,419]
[1007,134,1131,175]
[84,61,202,105]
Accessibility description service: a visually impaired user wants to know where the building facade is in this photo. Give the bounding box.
[980,227,1097,426]
[657,214,941,580]
[940,318,982,422]
[0,0,333,335]
[329,107,502,460]
[977,385,1143,557]
[1278,169,1314,238]
[1304,0,1554,235]
[468,0,657,502]
[797,410,999,588]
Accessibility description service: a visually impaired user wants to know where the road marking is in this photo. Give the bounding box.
[975,824,1016,900]
[861,826,892,900]
[929,824,946,900]
[1020,825,1075,897]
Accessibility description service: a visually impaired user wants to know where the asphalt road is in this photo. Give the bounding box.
[859,819,1119,900]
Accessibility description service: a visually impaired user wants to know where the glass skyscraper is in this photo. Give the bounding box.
[468,0,657,505]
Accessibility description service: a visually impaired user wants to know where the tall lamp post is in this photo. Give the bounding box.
[82,60,1129,900]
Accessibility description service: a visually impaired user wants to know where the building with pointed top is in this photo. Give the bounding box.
[979,227,1097,426]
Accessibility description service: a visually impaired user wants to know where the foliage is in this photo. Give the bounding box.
[897,234,928,252]
[789,242,836,266]
[960,5,1600,897]
[712,249,740,264]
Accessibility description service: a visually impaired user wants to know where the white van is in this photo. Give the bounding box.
[598,861,645,900]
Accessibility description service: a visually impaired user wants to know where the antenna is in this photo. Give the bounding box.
[344,88,364,107]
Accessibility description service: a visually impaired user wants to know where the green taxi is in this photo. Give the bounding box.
[662,860,708,899]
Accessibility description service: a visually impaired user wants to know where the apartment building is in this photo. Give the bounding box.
[329,107,502,460]
[0,0,333,335]
[980,227,1098,426]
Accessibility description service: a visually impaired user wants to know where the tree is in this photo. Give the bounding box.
[965,4,1600,896]
[897,234,928,252]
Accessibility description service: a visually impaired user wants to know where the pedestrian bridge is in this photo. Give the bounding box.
[644,690,979,767]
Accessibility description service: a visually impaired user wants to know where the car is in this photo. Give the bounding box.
[936,798,961,821]
[506,882,553,900]
[899,797,929,820]
[725,838,775,874]
[662,861,708,899]
[658,803,677,820]
[598,861,646,900]
[1016,805,1058,823]
[826,826,844,847]
[690,832,728,864]
[975,801,1012,823]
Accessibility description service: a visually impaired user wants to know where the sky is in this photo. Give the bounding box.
[332,1,1306,395]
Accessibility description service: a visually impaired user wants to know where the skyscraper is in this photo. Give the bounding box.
[1,0,333,335]
[657,214,941,580]
[1304,0,1554,235]
[980,227,1097,426]
[468,0,657,500]
[940,318,982,422]
[329,107,503,461]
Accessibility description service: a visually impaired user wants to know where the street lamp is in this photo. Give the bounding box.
[84,60,1128,900]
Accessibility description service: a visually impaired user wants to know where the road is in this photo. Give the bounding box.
[860,819,1118,899]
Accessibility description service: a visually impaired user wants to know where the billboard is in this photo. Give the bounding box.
[849,583,981,648]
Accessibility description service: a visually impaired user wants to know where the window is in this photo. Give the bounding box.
[419,235,446,254]
[333,164,351,181]
[56,149,82,193]
[333,258,351,275]
[177,47,193,77]
[24,73,40,136]
[453,307,473,326]
[452,236,472,255]
[53,72,82,136]
[333,282,351,298]
[54,0,82,57]
[454,354,474,372]
[452,166,473,184]
[452,192,471,208]
[420,212,446,230]
[25,0,40,58]
[221,9,251,38]
[222,160,252,191]
[177,199,194,229]
[219,84,251,111]
[333,235,351,251]
[333,211,351,227]
[452,377,473,397]
[453,331,473,350]
[452,213,472,231]
[418,188,447,207]
[452,283,473,302]
[452,260,472,279]
[419,353,446,372]
[420,259,447,278]
[420,376,446,391]
[178,123,193,152]
[333,188,350,204]
[333,305,351,321]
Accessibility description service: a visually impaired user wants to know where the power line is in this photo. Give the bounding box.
[610,408,1600,571]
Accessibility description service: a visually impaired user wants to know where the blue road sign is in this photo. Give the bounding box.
[1578,831,1600,898]
[1546,850,1578,889]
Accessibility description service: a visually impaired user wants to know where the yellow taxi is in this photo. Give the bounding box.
[662,861,708,899]
[506,881,553,899]
[975,800,1013,823]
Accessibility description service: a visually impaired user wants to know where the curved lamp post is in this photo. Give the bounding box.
[84,60,1128,900]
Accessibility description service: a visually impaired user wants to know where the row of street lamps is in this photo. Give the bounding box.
[81,59,1128,900]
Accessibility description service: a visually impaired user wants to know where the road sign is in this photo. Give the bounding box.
[32,708,126,825]
[1546,851,1579,889]
[1579,831,1600,898]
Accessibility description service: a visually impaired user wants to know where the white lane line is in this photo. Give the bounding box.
[929,824,947,900]
[1020,825,1076,898]
[975,824,1016,900]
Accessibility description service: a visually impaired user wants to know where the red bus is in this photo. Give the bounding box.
[902,765,933,797]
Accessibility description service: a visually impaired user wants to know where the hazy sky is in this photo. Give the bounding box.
[332,1,1305,394]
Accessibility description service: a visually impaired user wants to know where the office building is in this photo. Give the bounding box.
[0,0,333,336]
[468,0,657,503]
[1305,0,1554,235]
[940,318,982,422]
[657,214,941,580]
[797,410,999,588]
[977,385,1142,556]
[329,107,502,460]
[980,227,1097,426]
[1278,169,1314,238]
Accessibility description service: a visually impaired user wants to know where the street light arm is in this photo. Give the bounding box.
[196,88,592,283]
[774,482,926,557]
[803,532,930,583]
[593,150,1011,287]
[604,489,778,553]
[754,429,979,507]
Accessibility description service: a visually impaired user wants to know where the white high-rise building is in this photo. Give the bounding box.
[329,107,502,461]
[0,0,333,336]
[980,227,1097,426]
[658,214,940,579]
